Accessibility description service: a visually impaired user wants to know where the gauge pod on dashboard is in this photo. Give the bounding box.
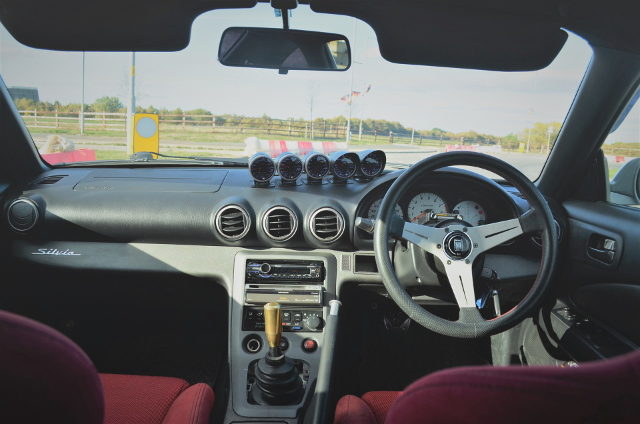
[303,151,331,184]
[357,150,386,179]
[276,152,303,184]
[329,151,359,183]
[249,152,276,186]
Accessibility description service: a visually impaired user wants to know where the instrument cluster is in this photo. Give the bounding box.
[365,191,487,226]
[248,149,386,186]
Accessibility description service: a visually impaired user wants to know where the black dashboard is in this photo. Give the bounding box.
[3,164,538,253]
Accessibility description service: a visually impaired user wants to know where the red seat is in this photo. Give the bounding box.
[335,349,640,424]
[0,310,214,424]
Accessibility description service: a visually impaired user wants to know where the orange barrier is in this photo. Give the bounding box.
[244,137,346,157]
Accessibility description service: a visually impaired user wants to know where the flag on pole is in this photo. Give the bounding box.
[365,84,372,93]
[340,95,350,102]
[351,91,361,97]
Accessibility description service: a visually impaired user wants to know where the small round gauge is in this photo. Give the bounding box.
[407,193,447,224]
[277,153,303,181]
[367,198,403,220]
[358,150,386,178]
[452,200,486,226]
[330,151,359,180]
[249,153,275,183]
[304,152,330,179]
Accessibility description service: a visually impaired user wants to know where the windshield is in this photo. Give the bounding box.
[0,4,591,179]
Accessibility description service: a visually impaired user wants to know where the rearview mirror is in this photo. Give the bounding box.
[218,27,350,73]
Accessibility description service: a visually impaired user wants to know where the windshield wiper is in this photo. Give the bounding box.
[131,151,248,166]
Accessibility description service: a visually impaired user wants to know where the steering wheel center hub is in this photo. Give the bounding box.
[443,231,473,260]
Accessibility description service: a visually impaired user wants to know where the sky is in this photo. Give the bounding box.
[1,3,632,140]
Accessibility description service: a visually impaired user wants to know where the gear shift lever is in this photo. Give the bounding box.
[250,302,304,405]
[264,302,283,359]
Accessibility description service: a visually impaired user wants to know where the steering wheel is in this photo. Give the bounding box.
[374,152,558,338]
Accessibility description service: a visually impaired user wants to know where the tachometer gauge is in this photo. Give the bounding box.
[367,199,403,220]
[452,200,486,226]
[407,193,447,224]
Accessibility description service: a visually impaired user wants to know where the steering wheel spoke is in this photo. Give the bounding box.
[391,216,445,255]
[439,258,478,309]
[467,218,523,253]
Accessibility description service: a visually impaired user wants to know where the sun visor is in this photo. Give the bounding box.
[311,0,568,71]
[0,0,257,51]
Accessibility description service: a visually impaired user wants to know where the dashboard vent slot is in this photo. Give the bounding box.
[263,206,298,241]
[215,205,250,240]
[36,175,67,185]
[310,207,345,242]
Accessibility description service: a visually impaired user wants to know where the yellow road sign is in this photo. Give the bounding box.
[133,113,159,156]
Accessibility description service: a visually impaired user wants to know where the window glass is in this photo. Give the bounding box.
[605,89,640,207]
[1,4,591,180]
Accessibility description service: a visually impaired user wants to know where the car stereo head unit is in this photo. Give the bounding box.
[246,260,324,283]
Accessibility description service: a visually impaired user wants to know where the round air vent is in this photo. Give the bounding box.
[7,198,39,232]
[215,205,250,240]
[310,207,345,242]
[263,206,298,241]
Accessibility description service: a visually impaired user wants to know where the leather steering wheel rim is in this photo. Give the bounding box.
[373,151,559,338]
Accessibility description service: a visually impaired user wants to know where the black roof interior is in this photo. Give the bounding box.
[1,0,639,70]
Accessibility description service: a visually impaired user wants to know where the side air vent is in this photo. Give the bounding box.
[215,205,250,240]
[310,207,345,242]
[7,198,39,232]
[36,175,67,185]
[263,206,298,241]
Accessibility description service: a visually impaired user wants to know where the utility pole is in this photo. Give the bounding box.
[126,52,136,155]
[345,20,358,143]
[526,126,531,153]
[411,128,415,144]
[309,92,314,140]
[80,52,85,135]
[358,119,363,141]
[546,126,553,153]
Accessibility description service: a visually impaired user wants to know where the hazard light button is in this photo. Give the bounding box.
[302,338,317,353]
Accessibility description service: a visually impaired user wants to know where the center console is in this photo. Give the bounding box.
[228,252,337,422]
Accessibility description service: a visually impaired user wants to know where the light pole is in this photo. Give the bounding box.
[80,52,85,135]
[126,52,136,155]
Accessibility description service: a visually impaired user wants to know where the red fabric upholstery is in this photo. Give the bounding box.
[336,350,640,424]
[334,392,401,424]
[0,310,104,424]
[162,383,215,424]
[101,374,214,424]
[0,309,214,424]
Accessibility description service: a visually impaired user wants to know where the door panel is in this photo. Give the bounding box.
[550,200,640,360]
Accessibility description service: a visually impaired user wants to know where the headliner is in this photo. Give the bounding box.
[0,0,638,71]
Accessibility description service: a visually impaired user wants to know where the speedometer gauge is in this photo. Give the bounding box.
[407,193,447,224]
[367,199,403,220]
[452,200,486,226]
